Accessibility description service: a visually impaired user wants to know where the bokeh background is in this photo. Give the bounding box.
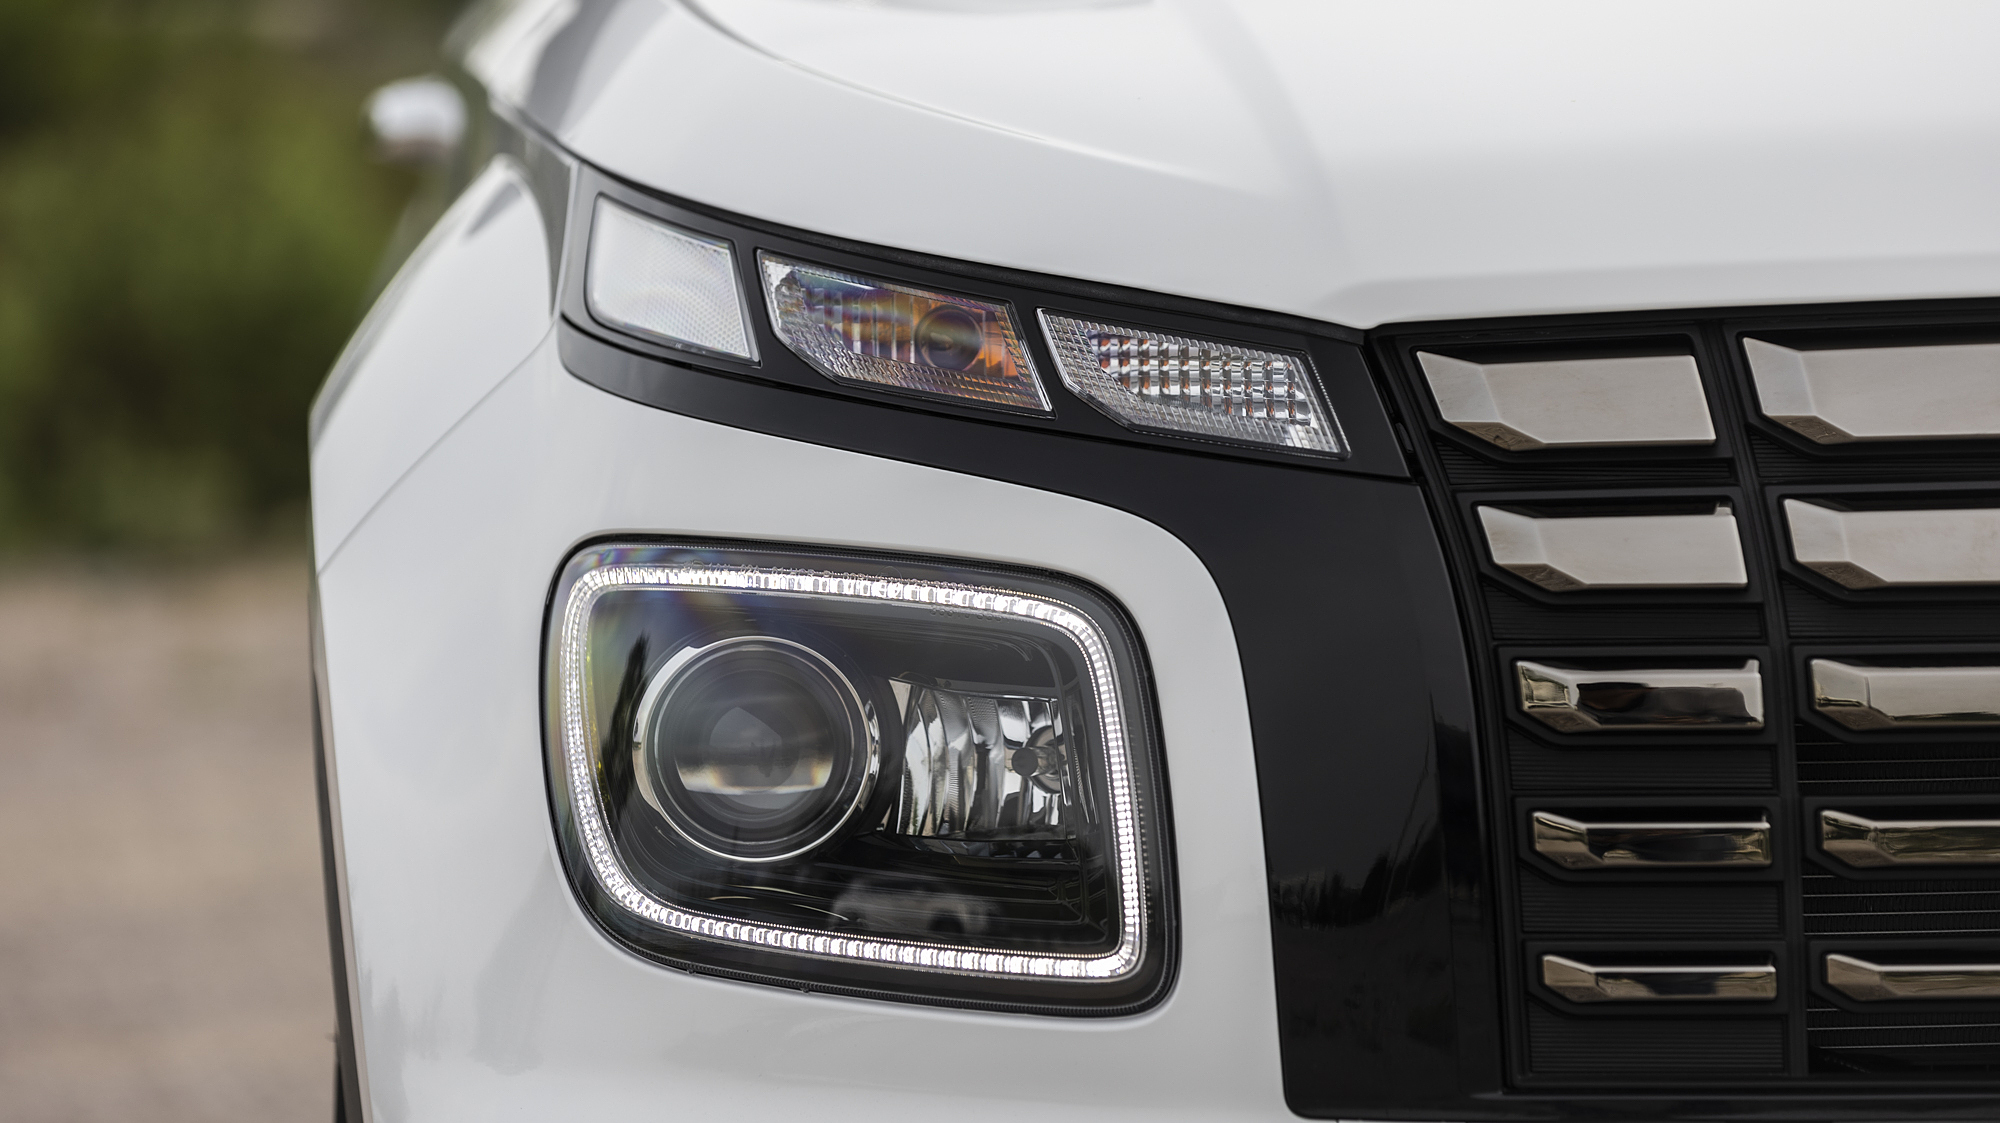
[0,1,460,1117]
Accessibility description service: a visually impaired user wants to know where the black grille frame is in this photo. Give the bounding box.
[1374,298,2000,1094]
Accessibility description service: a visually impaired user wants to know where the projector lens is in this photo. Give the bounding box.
[637,637,876,862]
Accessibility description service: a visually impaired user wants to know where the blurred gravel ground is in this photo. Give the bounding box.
[0,556,329,1122]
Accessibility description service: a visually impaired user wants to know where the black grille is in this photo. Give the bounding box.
[1378,305,2000,1091]
[1508,731,1777,792]
[1519,871,1782,936]
[1808,1003,2000,1074]
[1798,730,2000,795]
[1802,873,2000,937]
[1527,1006,1787,1075]
[1485,581,1766,642]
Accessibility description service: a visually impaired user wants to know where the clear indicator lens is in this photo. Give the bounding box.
[1039,311,1343,456]
[760,253,1050,414]
[586,197,756,360]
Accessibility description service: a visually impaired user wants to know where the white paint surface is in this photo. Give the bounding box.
[508,0,2000,328]
[311,159,553,569]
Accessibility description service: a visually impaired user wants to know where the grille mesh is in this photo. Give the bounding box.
[1520,872,1781,936]
[1797,729,2000,795]
[1807,1003,2000,1074]
[1528,1006,1786,1075]
[1803,873,2000,937]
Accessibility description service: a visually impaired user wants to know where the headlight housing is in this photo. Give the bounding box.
[545,541,1174,1014]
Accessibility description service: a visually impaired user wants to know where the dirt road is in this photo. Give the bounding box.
[0,557,330,1122]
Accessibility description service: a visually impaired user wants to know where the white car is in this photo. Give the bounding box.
[310,2,2000,1120]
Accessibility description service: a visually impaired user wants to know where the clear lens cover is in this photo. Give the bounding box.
[760,254,1051,414]
[1039,311,1344,456]
[586,197,756,360]
[546,542,1171,1013]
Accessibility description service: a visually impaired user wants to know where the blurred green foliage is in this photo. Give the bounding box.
[0,0,460,549]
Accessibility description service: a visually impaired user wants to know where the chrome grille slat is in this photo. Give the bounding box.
[1479,505,1748,591]
[1419,351,1717,451]
[1515,658,1765,733]
[1784,499,2000,589]
[1743,337,2000,444]
[1811,660,2000,731]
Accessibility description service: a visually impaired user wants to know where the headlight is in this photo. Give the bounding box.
[545,542,1173,1014]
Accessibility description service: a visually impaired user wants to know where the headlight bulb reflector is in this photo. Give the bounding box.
[586,197,756,360]
[894,683,1072,844]
[1039,311,1344,456]
[760,253,1051,414]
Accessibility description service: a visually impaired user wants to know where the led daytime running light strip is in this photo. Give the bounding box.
[558,562,1147,981]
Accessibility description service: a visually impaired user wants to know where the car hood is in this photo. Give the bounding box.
[466,0,2000,328]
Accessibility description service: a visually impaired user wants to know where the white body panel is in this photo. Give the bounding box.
[316,336,1284,1121]
[472,0,2000,329]
[311,158,552,567]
